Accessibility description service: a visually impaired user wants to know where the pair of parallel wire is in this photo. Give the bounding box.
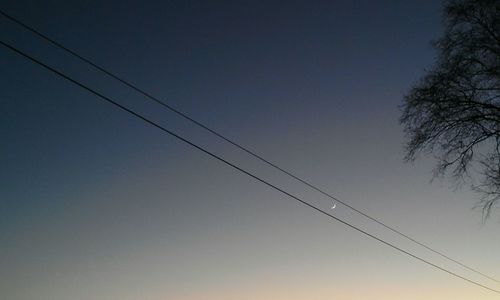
[1,10,499,295]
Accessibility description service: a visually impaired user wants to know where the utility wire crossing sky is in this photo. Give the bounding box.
[0,9,498,286]
[2,2,499,299]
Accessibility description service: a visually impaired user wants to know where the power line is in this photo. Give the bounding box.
[1,39,499,295]
[1,9,498,285]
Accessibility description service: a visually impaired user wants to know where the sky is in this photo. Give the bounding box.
[1,0,500,299]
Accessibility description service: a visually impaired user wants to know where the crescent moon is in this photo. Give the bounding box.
[331,203,336,209]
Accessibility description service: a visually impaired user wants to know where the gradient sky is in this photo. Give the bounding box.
[1,1,500,299]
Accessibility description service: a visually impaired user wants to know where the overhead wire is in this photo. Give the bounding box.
[1,9,498,285]
[1,39,499,295]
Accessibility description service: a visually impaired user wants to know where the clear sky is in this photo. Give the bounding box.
[1,1,499,299]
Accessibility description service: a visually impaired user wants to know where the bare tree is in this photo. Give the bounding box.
[400,0,500,219]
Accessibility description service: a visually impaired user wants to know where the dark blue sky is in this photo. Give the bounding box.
[1,1,499,299]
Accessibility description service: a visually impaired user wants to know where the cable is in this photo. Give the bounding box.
[1,39,499,295]
[1,9,498,285]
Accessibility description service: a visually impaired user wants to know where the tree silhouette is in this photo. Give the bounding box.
[400,0,500,219]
